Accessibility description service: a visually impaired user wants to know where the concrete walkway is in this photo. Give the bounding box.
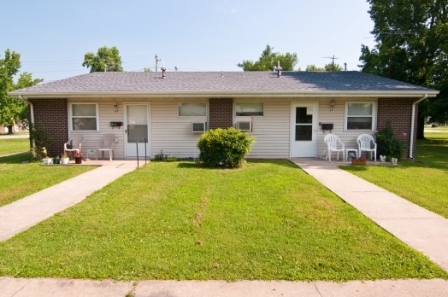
[0,277,447,297]
[0,159,137,242]
[0,133,29,139]
[291,158,448,272]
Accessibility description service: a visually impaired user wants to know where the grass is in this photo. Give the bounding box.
[0,160,445,281]
[342,132,448,218]
[0,138,29,156]
[425,125,448,131]
[0,153,96,207]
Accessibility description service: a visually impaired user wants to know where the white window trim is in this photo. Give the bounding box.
[344,102,376,131]
[234,102,264,117]
[178,102,208,117]
[69,103,99,131]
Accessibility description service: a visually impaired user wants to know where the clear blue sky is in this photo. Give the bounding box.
[2,0,376,82]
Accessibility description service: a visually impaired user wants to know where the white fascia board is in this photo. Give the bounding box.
[9,90,439,99]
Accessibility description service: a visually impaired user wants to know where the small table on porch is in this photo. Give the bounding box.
[345,148,358,161]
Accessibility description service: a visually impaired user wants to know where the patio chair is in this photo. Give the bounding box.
[64,134,84,156]
[357,134,377,161]
[323,134,345,161]
[96,134,116,161]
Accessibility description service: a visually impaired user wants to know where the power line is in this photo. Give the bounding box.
[323,55,339,63]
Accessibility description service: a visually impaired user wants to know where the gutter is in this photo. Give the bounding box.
[409,94,428,159]
[8,90,440,99]
[19,95,34,125]
[19,95,35,148]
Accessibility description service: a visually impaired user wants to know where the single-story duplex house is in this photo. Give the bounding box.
[8,71,438,160]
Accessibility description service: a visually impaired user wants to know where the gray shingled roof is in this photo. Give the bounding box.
[9,71,437,97]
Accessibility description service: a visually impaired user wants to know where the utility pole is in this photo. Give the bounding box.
[155,54,161,72]
[323,55,339,64]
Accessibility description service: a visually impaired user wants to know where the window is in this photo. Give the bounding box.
[346,103,374,130]
[178,103,206,116]
[71,103,98,131]
[235,103,264,116]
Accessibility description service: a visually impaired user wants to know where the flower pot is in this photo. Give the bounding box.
[61,157,69,165]
[42,157,53,165]
[75,157,83,164]
[53,158,60,164]
[351,159,367,165]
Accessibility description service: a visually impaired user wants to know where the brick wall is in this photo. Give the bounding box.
[209,98,233,129]
[30,99,68,157]
[377,98,418,159]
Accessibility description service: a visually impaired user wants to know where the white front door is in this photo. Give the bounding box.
[125,104,150,157]
[290,103,318,157]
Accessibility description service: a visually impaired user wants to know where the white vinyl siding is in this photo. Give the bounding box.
[317,98,378,159]
[152,99,208,158]
[67,99,125,159]
[67,97,378,161]
[235,99,290,158]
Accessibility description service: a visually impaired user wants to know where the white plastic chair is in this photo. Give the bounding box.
[323,134,345,161]
[64,134,84,155]
[357,134,377,161]
[96,134,116,161]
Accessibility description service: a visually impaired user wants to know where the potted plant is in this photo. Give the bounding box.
[61,153,70,164]
[42,156,53,165]
[351,155,367,165]
[74,150,83,164]
[53,155,60,165]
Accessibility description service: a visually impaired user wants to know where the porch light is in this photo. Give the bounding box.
[113,103,119,113]
[329,100,335,112]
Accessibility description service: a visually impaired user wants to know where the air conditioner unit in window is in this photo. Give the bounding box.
[192,122,207,133]
[236,121,252,131]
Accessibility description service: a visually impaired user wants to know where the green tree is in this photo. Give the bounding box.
[0,49,42,128]
[324,63,343,71]
[143,67,152,72]
[82,46,123,72]
[305,65,325,72]
[237,45,298,71]
[359,0,448,138]
[14,72,43,122]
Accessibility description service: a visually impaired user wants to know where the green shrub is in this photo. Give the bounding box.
[29,124,53,160]
[376,123,404,160]
[197,127,254,168]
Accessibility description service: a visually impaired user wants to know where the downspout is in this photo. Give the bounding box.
[409,94,428,159]
[19,95,35,148]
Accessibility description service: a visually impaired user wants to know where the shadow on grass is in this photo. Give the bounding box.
[176,159,298,170]
[0,153,33,164]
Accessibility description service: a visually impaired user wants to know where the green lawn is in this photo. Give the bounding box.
[0,160,445,281]
[342,132,448,218]
[0,138,29,156]
[0,153,95,207]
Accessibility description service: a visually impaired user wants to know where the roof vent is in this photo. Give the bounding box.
[161,61,166,78]
[274,61,282,77]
